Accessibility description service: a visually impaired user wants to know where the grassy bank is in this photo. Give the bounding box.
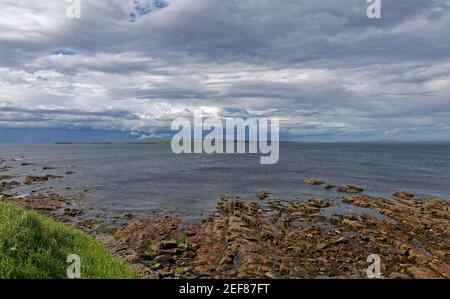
[0,202,137,279]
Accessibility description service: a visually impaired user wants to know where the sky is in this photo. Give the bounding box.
[0,0,449,143]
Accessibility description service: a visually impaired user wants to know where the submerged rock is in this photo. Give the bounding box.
[321,184,335,190]
[304,178,324,185]
[0,181,20,191]
[257,191,271,200]
[337,185,364,193]
[25,175,63,184]
[20,163,34,166]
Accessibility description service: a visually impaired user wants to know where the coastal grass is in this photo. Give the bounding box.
[0,202,137,279]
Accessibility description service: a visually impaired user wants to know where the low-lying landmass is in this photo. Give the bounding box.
[0,157,449,279]
[54,140,172,145]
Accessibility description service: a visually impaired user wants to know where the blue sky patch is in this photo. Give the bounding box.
[128,0,168,22]
[51,49,76,56]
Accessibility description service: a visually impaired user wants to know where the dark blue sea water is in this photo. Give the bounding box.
[1,143,450,223]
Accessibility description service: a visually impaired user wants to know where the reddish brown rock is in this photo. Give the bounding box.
[407,266,438,279]
[116,217,181,255]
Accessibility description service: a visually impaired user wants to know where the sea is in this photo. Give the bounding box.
[1,143,449,224]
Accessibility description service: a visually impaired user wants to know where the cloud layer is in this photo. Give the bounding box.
[1,0,450,141]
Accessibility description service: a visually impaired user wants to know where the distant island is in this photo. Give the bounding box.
[55,140,172,145]
[55,140,292,145]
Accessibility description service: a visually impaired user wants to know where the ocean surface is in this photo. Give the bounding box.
[1,143,450,224]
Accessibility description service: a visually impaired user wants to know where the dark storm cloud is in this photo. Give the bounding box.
[0,106,138,119]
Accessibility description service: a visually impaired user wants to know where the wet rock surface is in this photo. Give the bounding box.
[110,192,449,279]
[256,191,271,200]
[304,178,324,186]
[321,184,335,190]
[0,158,449,279]
[337,185,365,193]
[0,181,20,192]
[25,174,63,184]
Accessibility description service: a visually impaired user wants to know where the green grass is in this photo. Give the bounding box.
[0,202,138,279]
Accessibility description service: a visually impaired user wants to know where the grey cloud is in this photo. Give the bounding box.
[0,105,139,130]
[0,0,450,141]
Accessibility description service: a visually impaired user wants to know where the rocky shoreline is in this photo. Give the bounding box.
[0,157,449,279]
